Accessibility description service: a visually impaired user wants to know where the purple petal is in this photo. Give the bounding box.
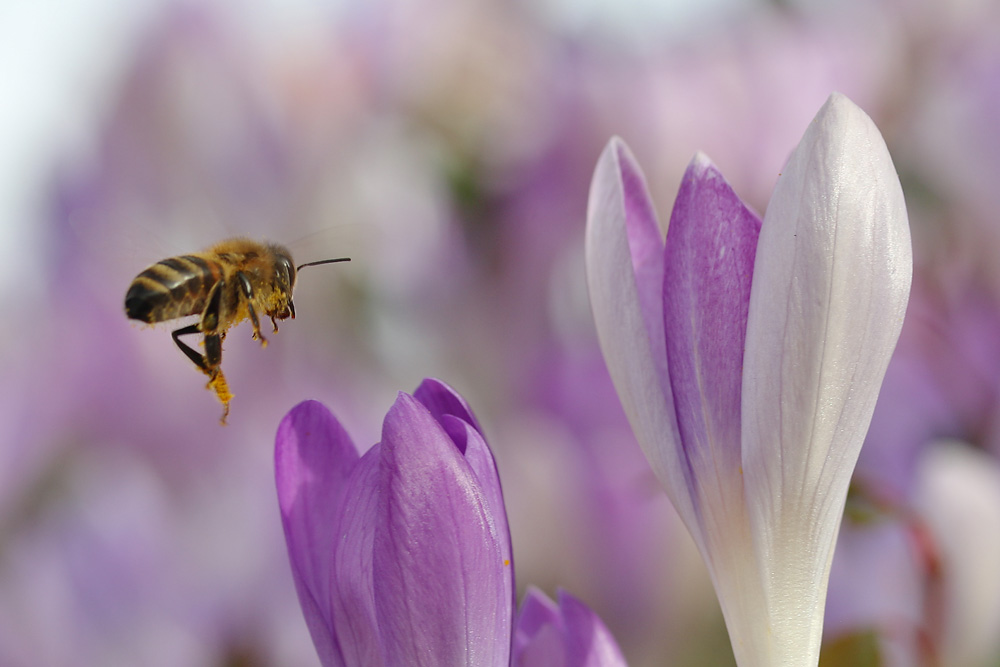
[617,140,669,364]
[329,444,382,666]
[513,588,560,648]
[662,154,761,517]
[374,393,510,667]
[586,137,670,397]
[556,590,628,667]
[441,414,515,624]
[512,588,627,667]
[414,377,484,439]
[275,400,359,667]
[415,378,513,610]
[512,590,563,667]
[585,138,691,528]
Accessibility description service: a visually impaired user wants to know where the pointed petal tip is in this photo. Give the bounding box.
[673,151,761,230]
[599,136,645,181]
[391,389,417,409]
[593,136,623,171]
[822,91,857,114]
[384,391,428,436]
[275,398,358,513]
[275,399,336,461]
[517,586,560,629]
[382,390,456,464]
[606,134,626,151]
[278,398,330,429]
[605,134,628,154]
[810,91,883,147]
[527,588,627,667]
[413,377,482,434]
[690,150,715,171]
[682,151,731,188]
[414,377,448,395]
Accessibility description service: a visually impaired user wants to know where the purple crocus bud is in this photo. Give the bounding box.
[275,378,514,666]
[586,93,912,666]
[512,587,627,667]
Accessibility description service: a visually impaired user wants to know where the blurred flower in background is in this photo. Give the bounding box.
[3,0,1000,665]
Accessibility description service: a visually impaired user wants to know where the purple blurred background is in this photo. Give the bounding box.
[2,0,1000,665]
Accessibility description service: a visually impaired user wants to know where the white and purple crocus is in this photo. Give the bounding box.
[585,93,912,666]
[275,378,626,667]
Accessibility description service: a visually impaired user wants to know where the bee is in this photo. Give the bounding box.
[124,237,349,423]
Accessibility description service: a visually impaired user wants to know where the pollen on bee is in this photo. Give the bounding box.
[206,372,234,425]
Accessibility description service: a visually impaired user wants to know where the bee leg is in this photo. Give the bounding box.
[272,300,294,335]
[268,301,293,334]
[200,279,225,335]
[170,324,232,424]
[171,323,213,374]
[204,332,232,425]
[236,272,266,347]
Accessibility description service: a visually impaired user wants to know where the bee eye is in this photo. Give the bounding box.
[280,257,295,285]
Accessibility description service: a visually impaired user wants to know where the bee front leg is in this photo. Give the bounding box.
[269,300,293,334]
[236,272,266,347]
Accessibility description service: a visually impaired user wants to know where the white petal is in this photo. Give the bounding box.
[584,138,699,536]
[740,93,913,663]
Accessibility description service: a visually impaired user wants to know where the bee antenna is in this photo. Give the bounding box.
[296,257,351,271]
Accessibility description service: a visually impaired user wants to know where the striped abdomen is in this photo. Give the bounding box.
[125,255,222,324]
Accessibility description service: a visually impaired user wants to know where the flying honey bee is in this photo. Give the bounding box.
[124,237,349,423]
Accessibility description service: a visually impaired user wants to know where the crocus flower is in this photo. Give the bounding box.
[512,587,627,667]
[275,378,626,666]
[585,93,912,666]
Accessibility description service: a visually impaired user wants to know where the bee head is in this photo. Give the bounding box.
[271,249,350,320]
[266,245,297,320]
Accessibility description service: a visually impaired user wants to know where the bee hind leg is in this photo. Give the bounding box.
[204,333,232,424]
[171,324,213,373]
[171,324,232,424]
